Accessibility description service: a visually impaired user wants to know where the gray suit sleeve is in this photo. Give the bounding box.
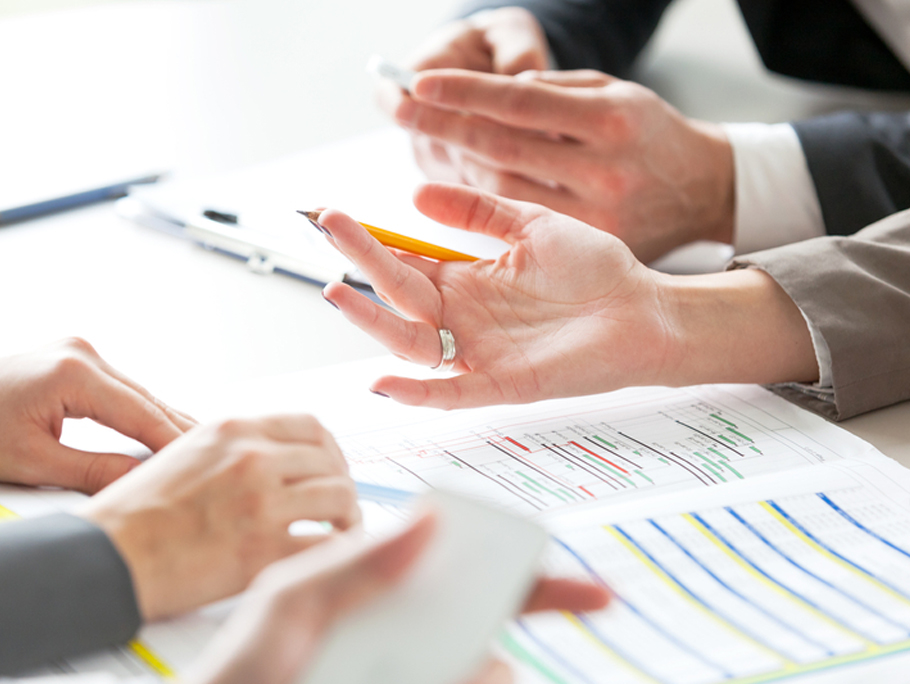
[456,0,672,77]
[729,208,910,421]
[0,513,141,675]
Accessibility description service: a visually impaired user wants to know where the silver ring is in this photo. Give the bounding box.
[433,328,457,372]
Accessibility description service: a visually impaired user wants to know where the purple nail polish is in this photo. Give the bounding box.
[297,210,332,237]
[322,292,339,310]
[370,389,390,398]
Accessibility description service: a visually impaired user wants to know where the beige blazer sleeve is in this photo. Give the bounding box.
[729,208,910,421]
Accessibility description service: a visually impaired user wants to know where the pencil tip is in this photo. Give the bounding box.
[297,210,321,221]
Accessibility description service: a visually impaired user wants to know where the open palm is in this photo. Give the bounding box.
[320,183,675,408]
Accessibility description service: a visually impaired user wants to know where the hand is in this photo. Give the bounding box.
[77,415,361,621]
[0,337,195,494]
[185,514,610,684]
[320,182,675,409]
[318,184,818,409]
[375,8,549,184]
[394,68,735,262]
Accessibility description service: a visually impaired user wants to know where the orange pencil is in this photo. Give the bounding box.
[298,210,479,262]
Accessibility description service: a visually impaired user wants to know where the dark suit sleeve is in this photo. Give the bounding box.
[729,209,910,421]
[737,0,910,91]
[0,513,141,675]
[456,0,673,77]
[793,112,910,238]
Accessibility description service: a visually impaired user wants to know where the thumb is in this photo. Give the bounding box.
[314,512,437,621]
[37,442,141,494]
[475,10,549,75]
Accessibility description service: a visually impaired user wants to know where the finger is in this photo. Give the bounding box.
[261,441,349,481]
[374,78,410,119]
[411,69,606,140]
[318,209,443,323]
[22,441,141,494]
[522,577,611,614]
[466,660,513,684]
[254,414,336,448]
[516,68,617,88]
[323,282,445,368]
[480,14,548,75]
[405,20,493,72]
[397,101,587,185]
[457,154,575,206]
[411,134,467,184]
[283,532,338,556]
[394,251,443,280]
[413,182,543,243]
[62,362,187,453]
[283,476,362,531]
[87,350,198,433]
[455,156,604,224]
[314,512,436,618]
[370,372,515,410]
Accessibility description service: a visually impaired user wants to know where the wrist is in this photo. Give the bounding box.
[686,120,735,246]
[76,500,171,622]
[662,267,818,386]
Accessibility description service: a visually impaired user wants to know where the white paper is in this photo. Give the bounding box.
[4,356,908,682]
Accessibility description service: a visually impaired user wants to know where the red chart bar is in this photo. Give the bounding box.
[504,436,531,452]
[569,440,629,474]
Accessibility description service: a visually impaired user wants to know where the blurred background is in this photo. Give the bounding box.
[4,0,910,440]
[6,0,910,204]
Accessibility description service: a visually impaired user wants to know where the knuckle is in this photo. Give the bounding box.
[236,445,269,471]
[80,454,115,494]
[234,487,267,522]
[587,163,628,198]
[212,417,249,441]
[49,353,92,385]
[501,85,537,122]
[298,414,325,442]
[58,336,96,356]
[402,321,421,356]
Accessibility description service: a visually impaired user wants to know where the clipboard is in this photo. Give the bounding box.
[117,128,510,289]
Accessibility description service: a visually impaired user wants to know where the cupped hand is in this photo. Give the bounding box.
[185,513,610,684]
[0,337,195,494]
[375,8,549,184]
[394,68,735,262]
[77,414,360,621]
[320,183,679,409]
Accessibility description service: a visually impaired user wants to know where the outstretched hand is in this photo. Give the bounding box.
[320,183,678,409]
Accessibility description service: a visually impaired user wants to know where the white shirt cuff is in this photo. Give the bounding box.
[799,308,834,389]
[722,122,825,255]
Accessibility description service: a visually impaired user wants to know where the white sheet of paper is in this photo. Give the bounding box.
[299,489,547,684]
[9,355,910,683]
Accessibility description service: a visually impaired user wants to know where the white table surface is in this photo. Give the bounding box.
[1,0,908,469]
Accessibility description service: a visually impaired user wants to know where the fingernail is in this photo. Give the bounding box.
[414,76,441,102]
[297,209,333,237]
[395,97,418,126]
[370,389,390,398]
[322,292,339,310]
